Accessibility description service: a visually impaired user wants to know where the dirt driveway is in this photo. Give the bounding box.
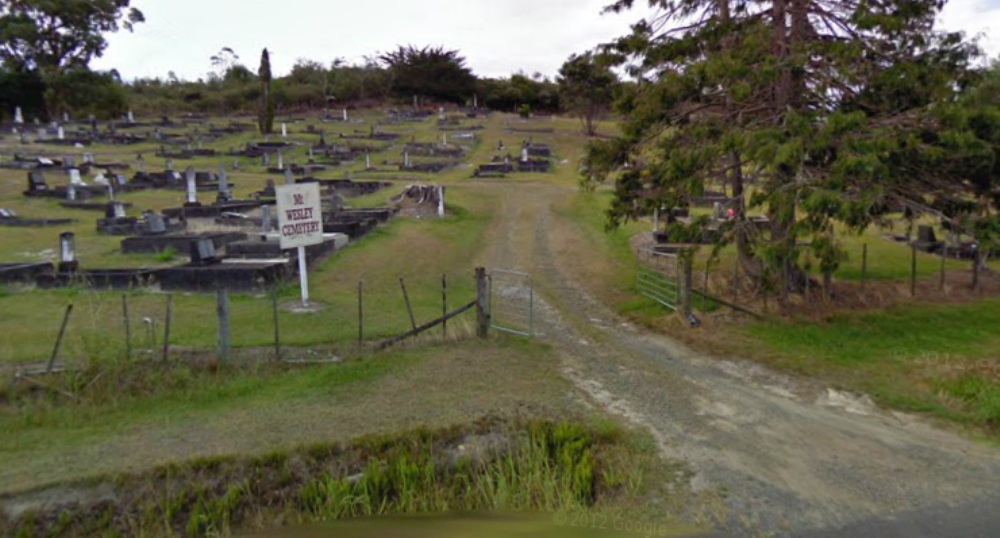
[475,180,1000,537]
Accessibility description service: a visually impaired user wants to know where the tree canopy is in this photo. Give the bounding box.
[0,0,143,74]
[379,45,476,104]
[585,0,992,292]
[558,51,619,136]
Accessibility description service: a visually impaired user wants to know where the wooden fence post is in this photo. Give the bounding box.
[399,278,417,331]
[476,267,490,338]
[216,288,231,364]
[272,287,281,361]
[161,294,173,362]
[47,304,73,374]
[442,274,448,337]
[122,294,132,362]
[357,281,363,349]
[861,243,868,292]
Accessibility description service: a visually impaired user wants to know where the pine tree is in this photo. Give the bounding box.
[258,48,274,134]
[587,0,982,293]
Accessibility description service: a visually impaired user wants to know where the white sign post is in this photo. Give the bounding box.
[276,182,323,308]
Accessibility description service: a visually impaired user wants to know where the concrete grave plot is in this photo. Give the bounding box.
[0,262,54,284]
[96,205,185,236]
[403,141,466,158]
[0,207,75,227]
[36,267,160,290]
[226,232,349,265]
[120,231,248,255]
[295,178,393,198]
[154,238,290,293]
[0,154,64,171]
[388,184,447,219]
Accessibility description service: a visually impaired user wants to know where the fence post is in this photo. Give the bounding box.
[161,294,173,362]
[358,281,363,349]
[680,252,693,319]
[122,294,132,362]
[442,274,448,337]
[216,288,231,364]
[861,243,868,292]
[910,244,917,298]
[940,246,947,292]
[971,246,981,291]
[47,304,74,374]
[399,278,417,331]
[476,267,490,338]
[272,287,281,361]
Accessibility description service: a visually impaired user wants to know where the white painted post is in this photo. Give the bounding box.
[298,247,310,307]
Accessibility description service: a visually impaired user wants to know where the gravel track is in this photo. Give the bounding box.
[478,181,1000,537]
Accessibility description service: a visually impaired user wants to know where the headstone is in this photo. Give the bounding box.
[57,126,65,140]
[262,204,273,232]
[165,158,174,172]
[473,94,478,108]
[218,162,231,201]
[127,110,135,124]
[307,146,314,160]
[439,107,445,120]
[108,202,127,219]
[281,123,288,138]
[404,151,410,168]
[277,149,284,170]
[14,107,24,124]
[284,168,294,185]
[185,167,198,205]
[145,212,167,234]
[521,147,529,163]
[343,108,348,122]
[68,168,84,186]
[437,186,445,217]
[137,154,146,173]
[712,202,724,221]
[63,156,76,168]
[413,94,418,109]
[365,151,371,169]
[59,232,77,267]
[190,238,216,265]
[319,130,327,146]
[66,182,77,201]
[262,152,270,166]
[28,171,47,191]
[63,111,70,123]
[83,152,95,164]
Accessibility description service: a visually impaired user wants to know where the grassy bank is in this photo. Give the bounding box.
[1,420,685,538]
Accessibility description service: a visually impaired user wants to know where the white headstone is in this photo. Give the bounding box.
[277,149,284,170]
[281,123,288,138]
[473,94,478,108]
[127,110,135,123]
[185,167,198,204]
[365,151,371,169]
[68,168,84,186]
[438,107,445,120]
[14,107,24,124]
[437,186,445,218]
[57,126,65,140]
[342,108,348,121]
[67,182,77,201]
[404,151,410,168]
[63,111,70,123]
[521,147,529,162]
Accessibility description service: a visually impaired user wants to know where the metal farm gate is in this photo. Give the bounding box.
[488,269,534,336]
[636,248,681,311]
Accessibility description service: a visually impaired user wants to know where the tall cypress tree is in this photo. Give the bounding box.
[587,0,982,293]
[258,48,274,134]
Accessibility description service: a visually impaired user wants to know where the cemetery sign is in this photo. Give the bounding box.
[275,182,323,250]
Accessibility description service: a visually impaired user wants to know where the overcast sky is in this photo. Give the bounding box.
[91,0,1000,82]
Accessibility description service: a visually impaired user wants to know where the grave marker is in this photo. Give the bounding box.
[281,123,288,138]
[184,167,198,205]
[14,107,24,124]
